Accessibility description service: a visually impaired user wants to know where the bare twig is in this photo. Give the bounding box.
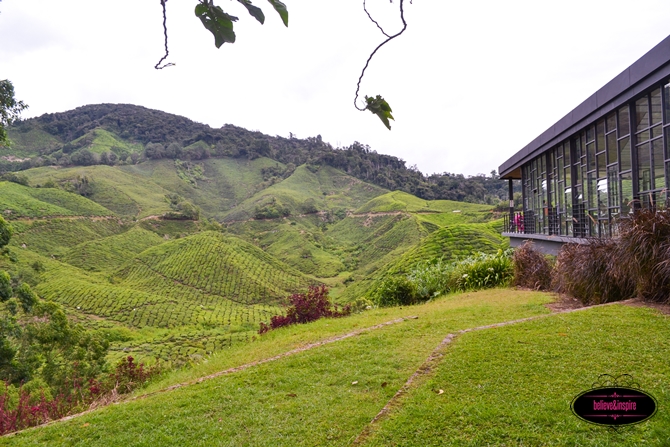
[354,0,407,111]
[155,0,175,69]
[363,0,390,38]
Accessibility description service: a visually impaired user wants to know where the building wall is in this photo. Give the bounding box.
[521,79,670,238]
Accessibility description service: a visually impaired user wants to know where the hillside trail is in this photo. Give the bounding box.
[6,298,635,438]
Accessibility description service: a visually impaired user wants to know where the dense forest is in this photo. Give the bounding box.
[3,104,517,205]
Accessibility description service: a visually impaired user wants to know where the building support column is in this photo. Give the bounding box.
[508,179,514,231]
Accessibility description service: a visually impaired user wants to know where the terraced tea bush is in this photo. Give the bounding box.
[512,241,552,290]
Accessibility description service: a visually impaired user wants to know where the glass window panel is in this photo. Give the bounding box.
[621,172,633,215]
[607,132,617,164]
[653,139,665,189]
[597,152,606,179]
[586,125,595,143]
[607,167,619,209]
[651,88,662,124]
[596,120,605,151]
[636,96,649,132]
[619,137,631,171]
[651,125,663,139]
[637,129,650,142]
[638,142,651,192]
[564,166,571,187]
[607,113,616,133]
[597,178,608,217]
[587,142,595,170]
[664,81,670,125]
[619,106,630,136]
[558,154,564,176]
[564,142,571,166]
[587,172,596,209]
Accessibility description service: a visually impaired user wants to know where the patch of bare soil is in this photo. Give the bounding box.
[544,293,587,312]
[623,297,670,315]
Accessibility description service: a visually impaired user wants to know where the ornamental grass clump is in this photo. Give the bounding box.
[616,207,670,302]
[511,242,552,290]
[552,239,634,305]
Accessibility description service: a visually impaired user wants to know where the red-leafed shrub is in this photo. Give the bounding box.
[259,285,351,334]
[0,356,161,435]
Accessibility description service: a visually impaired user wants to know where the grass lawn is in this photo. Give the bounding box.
[3,290,668,446]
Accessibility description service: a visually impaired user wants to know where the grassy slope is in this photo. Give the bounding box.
[72,128,144,155]
[223,165,386,222]
[21,166,172,218]
[0,181,112,218]
[120,157,282,220]
[4,127,61,158]
[6,292,669,446]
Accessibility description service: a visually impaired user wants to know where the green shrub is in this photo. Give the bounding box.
[372,276,419,307]
[512,242,552,290]
[407,258,451,300]
[453,249,513,291]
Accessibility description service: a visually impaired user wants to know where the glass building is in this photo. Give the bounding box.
[499,35,670,253]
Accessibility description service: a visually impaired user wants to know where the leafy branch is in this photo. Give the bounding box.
[155,0,287,68]
[354,0,409,130]
[0,80,28,146]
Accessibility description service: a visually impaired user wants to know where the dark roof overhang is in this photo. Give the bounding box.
[499,34,670,180]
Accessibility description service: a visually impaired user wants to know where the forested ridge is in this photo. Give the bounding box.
[4,103,513,204]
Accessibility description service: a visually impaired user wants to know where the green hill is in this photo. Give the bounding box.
[21,165,173,218]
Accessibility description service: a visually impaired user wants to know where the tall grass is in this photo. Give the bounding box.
[511,242,552,290]
[617,207,670,302]
[552,239,635,305]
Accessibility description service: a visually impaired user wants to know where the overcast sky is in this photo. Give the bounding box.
[2,1,670,176]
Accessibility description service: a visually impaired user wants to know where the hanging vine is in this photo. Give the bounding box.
[154,0,411,129]
[354,0,409,130]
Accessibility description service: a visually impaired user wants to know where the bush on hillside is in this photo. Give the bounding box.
[552,239,634,305]
[372,276,419,307]
[406,259,451,301]
[512,242,552,290]
[259,285,350,334]
[453,249,514,291]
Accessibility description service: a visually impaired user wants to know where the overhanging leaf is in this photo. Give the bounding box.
[195,2,239,47]
[267,0,289,26]
[365,95,394,130]
[237,0,265,24]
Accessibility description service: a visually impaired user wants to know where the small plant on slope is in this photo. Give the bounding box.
[259,285,350,334]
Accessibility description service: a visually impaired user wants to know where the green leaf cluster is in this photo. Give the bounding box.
[195,0,288,48]
[365,95,394,130]
[0,80,27,146]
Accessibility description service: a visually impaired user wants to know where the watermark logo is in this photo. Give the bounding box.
[571,374,657,427]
